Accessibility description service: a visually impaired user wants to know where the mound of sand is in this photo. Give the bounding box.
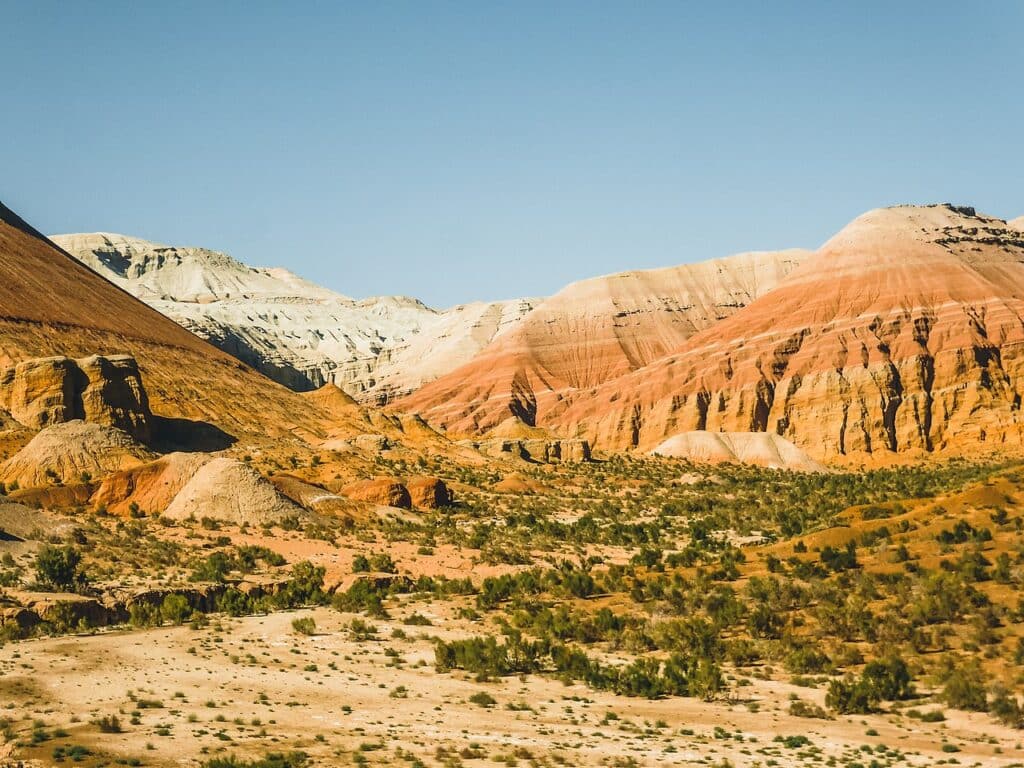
[651,431,825,472]
[163,457,304,525]
[304,383,360,414]
[91,452,212,515]
[0,421,155,489]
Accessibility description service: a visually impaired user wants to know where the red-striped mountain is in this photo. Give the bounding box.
[402,205,1024,462]
[397,249,808,433]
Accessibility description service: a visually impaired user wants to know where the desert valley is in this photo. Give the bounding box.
[0,196,1021,768]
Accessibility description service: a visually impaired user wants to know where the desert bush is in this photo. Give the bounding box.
[35,546,84,591]
[162,594,191,625]
[291,617,316,636]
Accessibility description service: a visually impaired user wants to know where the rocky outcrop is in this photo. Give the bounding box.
[651,431,825,472]
[270,474,357,517]
[353,434,390,452]
[53,232,538,399]
[546,205,1024,461]
[163,457,304,525]
[90,452,211,515]
[0,356,76,429]
[340,477,412,509]
[397,249,808,434]
[405,476,453,509]
[457,437,591,463]
[0,421,155,488]
[0,354,152,441]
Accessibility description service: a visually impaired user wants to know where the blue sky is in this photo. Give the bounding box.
[3,1,1022,307]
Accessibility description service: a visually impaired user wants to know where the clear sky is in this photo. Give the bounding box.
[3,1,1022,308]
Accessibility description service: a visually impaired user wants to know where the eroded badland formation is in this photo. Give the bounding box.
[3,200,1024,766]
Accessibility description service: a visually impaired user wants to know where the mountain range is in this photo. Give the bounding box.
[48,203,1024,464]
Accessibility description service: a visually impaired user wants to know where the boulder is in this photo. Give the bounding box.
[76,355,152,442]
[405,476,452,509]
[340,477,412,509]
[0,354,152,442]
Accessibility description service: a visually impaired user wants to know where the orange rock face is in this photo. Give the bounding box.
[0,354,152,441]
[547,205,1024,460]
[397,250,807,434]
[91,452,211,515]
[398,204,1024,462]
[405,476,452,509]
[340,477,412,509]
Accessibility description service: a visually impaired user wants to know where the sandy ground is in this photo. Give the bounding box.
[2,605,1022,767]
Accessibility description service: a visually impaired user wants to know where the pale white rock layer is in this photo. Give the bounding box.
[651,431,825,472]
[51,233,538,399]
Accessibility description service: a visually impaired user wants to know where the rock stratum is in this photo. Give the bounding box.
[0,354,152,441]
[651,431,825,472]
[0,203,330,441]
[397,249,809,433]
[52,233,537,401]
[544,205,1024,461]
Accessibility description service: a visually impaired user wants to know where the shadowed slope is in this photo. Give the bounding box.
[0,202,325,440]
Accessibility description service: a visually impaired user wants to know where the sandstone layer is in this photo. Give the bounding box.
[0,354,152,441]
[396,249,809,434]
[546,205,1024,461]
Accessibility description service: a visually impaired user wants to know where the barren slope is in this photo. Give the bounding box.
[397,249,808,434]
[548,204,1024,461]
[0,204,324,442]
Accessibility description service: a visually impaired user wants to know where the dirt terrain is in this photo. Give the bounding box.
[3,607,1021,768]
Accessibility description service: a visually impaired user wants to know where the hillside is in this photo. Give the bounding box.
[545,204,1024,461]
[396,249,808,433]
[0,205,324,442]
[53,233,538,399]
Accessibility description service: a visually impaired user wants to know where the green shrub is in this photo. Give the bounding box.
[291,617,316,636]
[162,594,191,625]
[35,546,84,591]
